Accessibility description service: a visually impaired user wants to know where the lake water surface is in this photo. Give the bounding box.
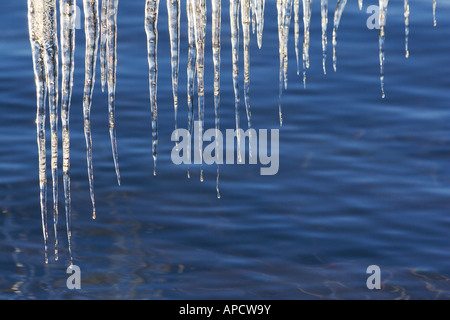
[0,1,449,299]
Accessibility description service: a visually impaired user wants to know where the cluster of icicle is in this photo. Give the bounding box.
[27,0,120,264]
[28,0,439,264]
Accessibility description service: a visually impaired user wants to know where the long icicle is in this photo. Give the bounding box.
[404,0,409,58]
[186,0,196,179]
[41,0,60,261]
[241,0,252,128]
[193,0,207,181]
[282,0,293,90]
[106,0,121,185]
[321,0,328,74]
[379,0,389,99]
[332,0,348,72]
[167,0,180,149]
[145,0,160,176]
[277,0,284,126]
[302,0,311,87]
[294,0,300,76]
[100,0,108,92]
[28,0,49,264]
[230,0,242,161]
[82,0,100,219]
[212,0,221,198]
[60,0,76,264]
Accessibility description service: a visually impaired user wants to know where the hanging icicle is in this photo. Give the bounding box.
[379,0,389,99]
[230,0,242,159]
[332,0,348,72]
[82,0,100,220]
[255,0,265,49]
[212,0,222,198]
[359,0,363,11]
[294,0,300,75]
[404,0,409,58]
[277,0,284,126]
[60,0,76,263]
[321,0,328,74]
[193,0,207,181]
[186,0,196,179]
[241,0,252,128]
[100,0,108,92]
[106,0,121,185]
[167,0,180,149]
[302,0,311,86]
[28,0,52,264]
[282,0,293,91]
[145,0,160,176]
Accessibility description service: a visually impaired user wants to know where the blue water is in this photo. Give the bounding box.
[1,1,450,299]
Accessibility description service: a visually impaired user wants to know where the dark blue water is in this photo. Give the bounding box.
[1,1,450,299]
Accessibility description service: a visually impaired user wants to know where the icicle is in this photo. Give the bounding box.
[379,0,389,99]
[332,0,348,72]
[212,0,221,198]
[294,0,300,76]
[145,0,160,176]
[358,0,363,10]
[193,0,207,181]
[251,0,256,34]
[28,0,49,263]
[404,0,409,58]
[230,0,242,160]
[106,0,121,185]
[282,0,293,91]
[167,0,180,149]
[186,0,196,179]
[241,0,252,128]
[433,0,436,27]
[276,0,284,126]
[82,0,100,219]
[100,0,107,92]
[60,0,76,263]
[302,0,311,86]
[45,1,60,262]
[255,0,265,49]
[321,0,328,74]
